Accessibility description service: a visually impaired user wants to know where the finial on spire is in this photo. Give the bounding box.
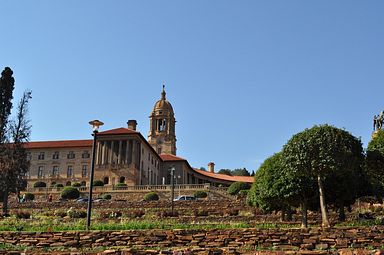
[161,84,166,100]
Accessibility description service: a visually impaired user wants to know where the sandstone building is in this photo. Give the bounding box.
[25,87,253,187]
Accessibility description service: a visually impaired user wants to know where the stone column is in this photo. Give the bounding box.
[118,140,122,164]
[101,141,106,165]
[95,141,101,165]
[125,140,130,165]
[132,140,137,167]
[110,141,115,164]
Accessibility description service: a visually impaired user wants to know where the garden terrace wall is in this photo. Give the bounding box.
[1,227,384,251]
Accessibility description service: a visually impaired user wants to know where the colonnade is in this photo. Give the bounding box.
[95,139,141,168]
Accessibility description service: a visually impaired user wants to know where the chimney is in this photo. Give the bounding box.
[208,162,215,173]
[127,120,137,131]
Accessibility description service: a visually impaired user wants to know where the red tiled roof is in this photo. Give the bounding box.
[161,154,254,184]
[24,139,92,149]
[194,168,254,184]
[160,154,187,161]
[98,127,138,136]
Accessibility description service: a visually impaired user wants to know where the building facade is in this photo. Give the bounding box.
[25,87,253,187]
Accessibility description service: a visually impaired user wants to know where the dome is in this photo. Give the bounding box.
[152,86,174,115]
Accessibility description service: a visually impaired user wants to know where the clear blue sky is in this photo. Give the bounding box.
[2,1,384,172]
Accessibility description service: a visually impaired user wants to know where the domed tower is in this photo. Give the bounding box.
[148,86,177,155]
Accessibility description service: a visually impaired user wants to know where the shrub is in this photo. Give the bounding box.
[93,180,104,186]
[23,192,35,201]
[227,182,251,195]
[61,187,80,200]
[115,183,127,188]
[194,190,208,199]
[72,182,81,187]
[54,210,67,218]
[238,189,249,198]
[33,181,46,188]
[54,183,64,188]
[144,192,159,201]
[15,210,30,219]
[101,194,112,200]
[225,208,239,216]
[127,210,145,218]
[194,209,209,217]
[67,208,87,219]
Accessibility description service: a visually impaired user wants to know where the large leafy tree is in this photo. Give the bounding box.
[0,67,31,215]
[248,153,292,220]
[366,130,384,199]
[283,125,364,227]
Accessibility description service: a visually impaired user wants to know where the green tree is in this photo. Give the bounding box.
[0,67,31,215]
[218,169,232,176]
[366,130,384,198]
[248,153,292,220]
[232,168,250,176]
[283,125,364,227]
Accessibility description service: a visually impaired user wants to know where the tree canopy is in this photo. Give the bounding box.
[0,67,31,215]
[282,124,365,227]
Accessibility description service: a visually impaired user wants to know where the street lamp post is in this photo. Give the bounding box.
[86,119,104,231]
[170,166,175,215]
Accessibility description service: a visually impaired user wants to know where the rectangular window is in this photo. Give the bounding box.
[82,165,88,177]
[26,153,32,161]
[38,166,44,178]
[52,166,59,177]
[67,151,75,159]
[82,151,90,158]
[52,151,59,160]
[67,165,73,178]
[38,152,45,160]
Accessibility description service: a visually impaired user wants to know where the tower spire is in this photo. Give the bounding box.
[161,84,166,100]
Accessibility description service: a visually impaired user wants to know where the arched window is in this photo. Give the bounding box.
[103,176,109,185]
[66,181,71,186]
[81,181,86,187]
[119,176,125,184]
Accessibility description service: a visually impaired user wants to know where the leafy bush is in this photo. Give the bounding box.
[238,189,249,198]
[93,180,104,186]
[115,183,127,187]
[23,193,35,201]
[61,187,80,200]
[194,209,209,217]
[54,183,64,188]
[54,210,67,218]
[227,182,251,195]
[157,210,179,217]
[33,181,46,188]
[194,190,208,199]
[15,211,30,219]
[67,208,87,218]
[72,182,81,187]
[101,194,112,200]
[126,210,145,218]
[225,208,239,216]
[144,192,159,201]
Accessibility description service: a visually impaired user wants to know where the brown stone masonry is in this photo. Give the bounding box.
[0,227,384,251]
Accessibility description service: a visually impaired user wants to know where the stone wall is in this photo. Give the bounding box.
[1,227,384,252]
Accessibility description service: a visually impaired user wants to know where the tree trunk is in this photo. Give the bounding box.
[317,174,330,228]
[338,205,346,222]
[281,209,286,222]
[286,208,293,221]
[2,187,8,215]
[301,202,308,228]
